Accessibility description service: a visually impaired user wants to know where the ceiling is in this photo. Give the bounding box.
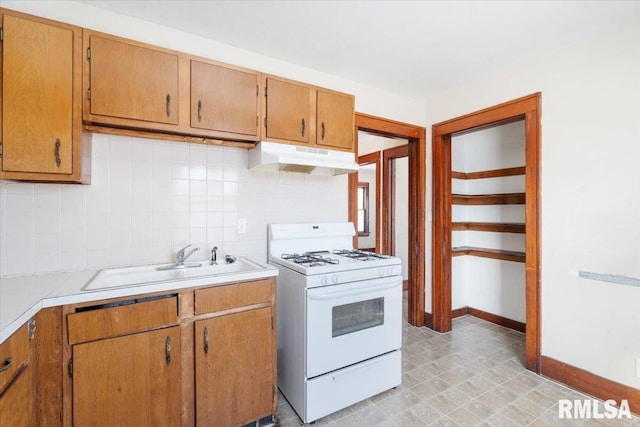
[77,1,639,100]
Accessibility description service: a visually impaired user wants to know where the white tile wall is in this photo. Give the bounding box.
[0,134,348,277]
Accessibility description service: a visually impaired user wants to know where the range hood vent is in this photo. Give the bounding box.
[248,141,359,175]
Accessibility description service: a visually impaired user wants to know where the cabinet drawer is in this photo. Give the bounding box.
[195,279,273,315]
[0,323,29,392]
[67,295,178,344]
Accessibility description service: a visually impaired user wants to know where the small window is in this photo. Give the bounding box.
[357,182,370,236]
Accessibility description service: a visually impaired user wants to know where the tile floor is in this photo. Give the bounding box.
[274,295,639,426]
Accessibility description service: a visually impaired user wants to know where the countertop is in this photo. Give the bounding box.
[0,260,278,344]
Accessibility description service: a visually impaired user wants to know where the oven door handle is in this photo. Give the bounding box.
[307,279,400,301]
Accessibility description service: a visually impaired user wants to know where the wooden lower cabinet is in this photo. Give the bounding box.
[0,364,36,427]
[195,307,274,426]
[71,326,181,426]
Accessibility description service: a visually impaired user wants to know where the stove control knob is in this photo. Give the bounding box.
[331,275,339,284]
[378,268,385,277]
[321,276,328,285]
[387,267,394,276]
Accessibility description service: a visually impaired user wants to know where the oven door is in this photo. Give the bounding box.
[306,276,402,378]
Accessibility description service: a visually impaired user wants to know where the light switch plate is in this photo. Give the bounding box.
[237,218,247,234]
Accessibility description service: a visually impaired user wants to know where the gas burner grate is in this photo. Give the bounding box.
[281,253,340,267]
[333,249,390,261]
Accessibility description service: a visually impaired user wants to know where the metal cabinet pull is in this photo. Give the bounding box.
[204,326,209,354]
[54,139,61,167]
[197,100,202,122]
[0,357,12,374]
[165,336,171,365]
[321,122,326,140]
[301,118,306,137]
[166,94,171,117]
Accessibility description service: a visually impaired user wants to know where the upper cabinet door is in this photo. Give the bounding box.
[316,90,354,151]
[86,33,179,126]
[190,61,259,139]
[1,13,74,175]
[264,76,313,144]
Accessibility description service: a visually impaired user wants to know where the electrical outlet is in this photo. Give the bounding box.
[237,218,247,234]
[636,356,640,378]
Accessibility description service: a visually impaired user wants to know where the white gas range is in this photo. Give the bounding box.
[269,222,402,423]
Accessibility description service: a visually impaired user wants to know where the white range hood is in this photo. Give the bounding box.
[248,141,358,175]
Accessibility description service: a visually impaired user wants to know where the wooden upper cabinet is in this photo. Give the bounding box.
[263,75,354,152]
[0,9,89,183]
[316,89,354,151]
[190,60,260,140]
[84,31,180,128]
[263,76,314,144]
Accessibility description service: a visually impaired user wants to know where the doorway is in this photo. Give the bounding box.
[432,93,541,371]
[349,113,426,327]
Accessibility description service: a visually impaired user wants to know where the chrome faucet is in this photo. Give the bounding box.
[176,244,199,266]
[210,246,218,265]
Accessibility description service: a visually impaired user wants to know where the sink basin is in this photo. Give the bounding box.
[82,258,268,291]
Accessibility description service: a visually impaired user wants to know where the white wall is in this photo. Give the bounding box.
[393,157,409,281]
[0,2,425,277]
[357,165,376,249]
[426,21,640,389]
[451,122,526,320]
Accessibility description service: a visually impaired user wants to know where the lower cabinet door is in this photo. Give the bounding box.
[0,365,35,427]
[72,326,181,426]
[195,307,274,426]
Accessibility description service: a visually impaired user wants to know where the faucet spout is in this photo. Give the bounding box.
[176,244,200,265]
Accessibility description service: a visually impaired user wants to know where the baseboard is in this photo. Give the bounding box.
[466,306,526,333]
[423,306,525,333]
[424,312,433,329]
[541,356,640,416]
[451,307,468,319]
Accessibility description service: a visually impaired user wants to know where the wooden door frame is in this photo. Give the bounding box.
[382,145,409,255]
[349,113,426,327]
[357,151,382,253]
[432,93,541,372]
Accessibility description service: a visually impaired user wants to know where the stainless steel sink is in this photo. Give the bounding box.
[82,258,268,291]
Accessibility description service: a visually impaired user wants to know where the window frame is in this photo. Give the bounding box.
[357,182,370,237]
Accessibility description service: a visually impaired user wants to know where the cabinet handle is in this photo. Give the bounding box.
[204,326,209,354]
[54,139,61,167]
[166,94,171,117]
[321,122,326,140]
[301,118,306,137]
[165,336,171,365]
[197,100,202,122]
[0,357,12,374]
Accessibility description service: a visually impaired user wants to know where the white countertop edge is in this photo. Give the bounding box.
[0,300,43,344]
[1,264,278,345]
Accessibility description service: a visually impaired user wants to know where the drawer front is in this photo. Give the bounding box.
[0,323,30,392]
[67,296,178,344]
[195,279,273,315]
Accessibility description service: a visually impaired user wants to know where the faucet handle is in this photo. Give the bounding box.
[176,244,192,262]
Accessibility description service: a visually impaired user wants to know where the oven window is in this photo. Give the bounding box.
[332,297,384,337]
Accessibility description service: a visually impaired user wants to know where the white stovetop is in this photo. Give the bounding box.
[0,261,277,344]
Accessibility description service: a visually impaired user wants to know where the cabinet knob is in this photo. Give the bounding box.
[204,326,209,355]
[301,118,305,137]
[165,336,171,365]
[321,122,326,140]
[166,94,171,117]
[0,357,12,374]
[197,100,202,122]
[54,139,61,167]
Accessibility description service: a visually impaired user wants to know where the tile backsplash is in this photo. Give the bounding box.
[0,134,348,277]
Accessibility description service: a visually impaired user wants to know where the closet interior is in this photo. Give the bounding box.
[450,119,526,330]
